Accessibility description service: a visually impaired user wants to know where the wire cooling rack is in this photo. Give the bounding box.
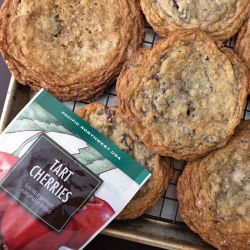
[63,24,250,228]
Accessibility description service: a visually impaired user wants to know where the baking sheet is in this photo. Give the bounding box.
[0,78,216,250]
[1,23,249,250]
[2,80,249,250]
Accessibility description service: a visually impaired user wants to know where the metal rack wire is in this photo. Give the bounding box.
[64,24,250,229]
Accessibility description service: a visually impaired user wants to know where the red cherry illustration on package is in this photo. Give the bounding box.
[67,197,115,249]
[0,152,19,181]
[0,134,44,218]
[2,203,74,250]
[0,152,19,216]
[0,132,44,181]
[0,192,13,217]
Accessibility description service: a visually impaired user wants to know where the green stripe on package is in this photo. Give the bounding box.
[35,90,150,185]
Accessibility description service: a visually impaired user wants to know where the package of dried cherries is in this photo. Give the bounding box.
[0,90,150,249]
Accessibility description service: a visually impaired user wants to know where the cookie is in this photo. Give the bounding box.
[76,103,174,220]
[117,29,248,160]
[235,17,250,93]
[140,0,250,41]
[0,0,145,101]
[176,120,250,250]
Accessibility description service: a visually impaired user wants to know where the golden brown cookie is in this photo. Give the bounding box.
[176,120,250,250]
[0,0,145,101]
[235,17,250,93]
[76,103,174,220]
[140,0,250,41]
[117,29,248,161]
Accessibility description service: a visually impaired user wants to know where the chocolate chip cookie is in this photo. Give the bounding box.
[117,29,248,160]
[235,17,250,93]
[0,0,145,101]
[176,120,250,250]
[140,0,250,41]
[76,103,174,220]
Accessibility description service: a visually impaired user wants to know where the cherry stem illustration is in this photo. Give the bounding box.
[12,131,47,157]
[88,195,95,203]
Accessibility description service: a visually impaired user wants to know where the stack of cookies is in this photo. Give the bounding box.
[0,0,249,249]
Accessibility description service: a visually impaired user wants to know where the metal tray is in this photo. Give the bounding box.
[1,26,249,249]
[0,77,217,250]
